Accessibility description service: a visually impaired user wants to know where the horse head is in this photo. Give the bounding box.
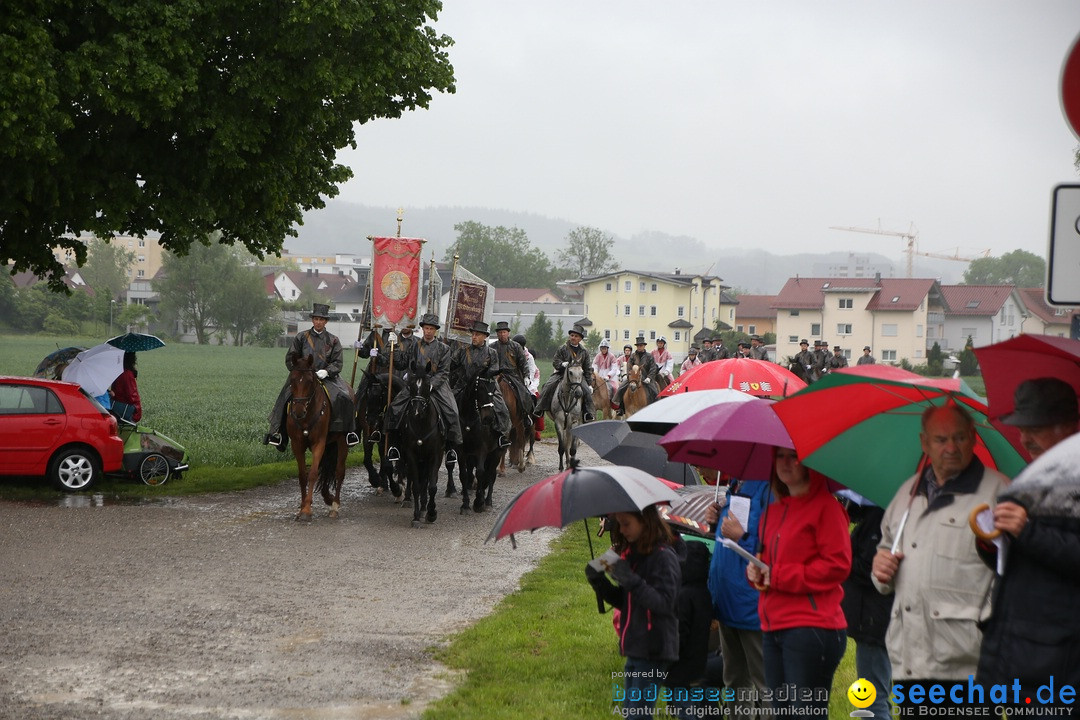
[627,363,642,392]
[288,355,319,425]
[469,375,498,423]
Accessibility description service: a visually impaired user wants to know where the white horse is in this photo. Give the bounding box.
[550,365,583,472]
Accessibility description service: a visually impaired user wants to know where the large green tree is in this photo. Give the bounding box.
[445,221,556,288]
[156,242,235,344]
[0,1,455,292]
[211,261,274,346]
[962,250,1046,287]
[556,226,618,278]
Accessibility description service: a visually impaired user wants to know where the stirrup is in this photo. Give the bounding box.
[266,432,283,447]
[368,429,382,443]
[386,446,401,462]
[583,413,595,423]
[499,435,511,448]
[345,432,360,446]
[445,449,458,465]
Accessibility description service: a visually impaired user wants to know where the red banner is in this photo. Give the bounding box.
[370,236,424,327]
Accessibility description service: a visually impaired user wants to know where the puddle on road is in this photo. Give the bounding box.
[5,493,180,509]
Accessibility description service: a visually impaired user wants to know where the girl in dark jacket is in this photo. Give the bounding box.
[587,505,681,717]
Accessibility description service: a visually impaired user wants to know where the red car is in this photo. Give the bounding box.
[0,376,125,491]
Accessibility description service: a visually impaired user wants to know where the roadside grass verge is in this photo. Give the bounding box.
[424,529,860,719]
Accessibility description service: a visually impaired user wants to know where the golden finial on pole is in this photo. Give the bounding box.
[396,207,404,238]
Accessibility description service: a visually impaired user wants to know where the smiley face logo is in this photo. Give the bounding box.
[847,678,876,709]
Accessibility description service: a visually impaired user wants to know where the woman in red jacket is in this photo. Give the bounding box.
[110,352,142,422]
[746,447,851,713]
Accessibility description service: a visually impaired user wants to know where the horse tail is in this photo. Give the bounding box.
[316,439,339,494]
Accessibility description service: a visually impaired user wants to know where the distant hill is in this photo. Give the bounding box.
[292,201,966,293]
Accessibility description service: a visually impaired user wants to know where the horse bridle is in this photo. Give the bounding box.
[555,367,583,413]
[288,373,327,436]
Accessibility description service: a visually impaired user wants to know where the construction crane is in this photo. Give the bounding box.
[829,222,918,277]
[915,248,992,263]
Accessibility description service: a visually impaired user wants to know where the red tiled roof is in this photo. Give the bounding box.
[1018,287,1078,325]
[864,278,938,311]
[939,285,1014,316]
[733,294,777,319]
[773,277,938,312]
[494,288,556,302]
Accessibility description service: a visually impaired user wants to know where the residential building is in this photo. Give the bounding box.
[1017,287,1079,338]
[938,285,1027,351]
[577,269,728,357]
[773,275,945,364]
[491,287,584,338]
[731,294,778,337]
[812,253,894,280]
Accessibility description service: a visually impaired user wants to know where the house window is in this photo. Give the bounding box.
[790,310,800,316]
[811,323,821,335]
[788,335,799,344]
[136,270,145,278]
[604,330,611,339]
[961,327,977,340]
[837,323,852,335]
[882,324,898,337]
[651,283,658,292]
[639,305,646,316]
[748,325,756,335]
[624,305,631,316]
[839,298,853,309]
[916,324,924,338]
[736,325,744,333]
[650,306,657,316]
[677,306,685,318]
[640,282,646,292]
[623,330,630,340]
[674,331,681,341]
[694,307,699,319]
[605,282,612,291]
[138,239,146,248]
[882,350,897,361]
[625,281,631,292]
[649,331,656,340]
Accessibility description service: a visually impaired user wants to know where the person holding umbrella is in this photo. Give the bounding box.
[745,448,851,714]
[976,378,1080,712]
[110,352,142,422]
[586,505,681,718]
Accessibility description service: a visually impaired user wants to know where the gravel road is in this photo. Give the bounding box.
[0,438,597,720]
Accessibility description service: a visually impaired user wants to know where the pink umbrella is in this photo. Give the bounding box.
[659,398,793,481]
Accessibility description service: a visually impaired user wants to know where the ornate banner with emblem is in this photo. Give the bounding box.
[443,263,495,343]
[370,236,424,327]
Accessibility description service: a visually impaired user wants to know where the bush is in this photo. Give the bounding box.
[42,312,79,336]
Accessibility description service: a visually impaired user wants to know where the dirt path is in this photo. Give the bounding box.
[0,439,597,720]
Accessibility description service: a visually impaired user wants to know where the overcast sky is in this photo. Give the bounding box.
[335,1,1080,264]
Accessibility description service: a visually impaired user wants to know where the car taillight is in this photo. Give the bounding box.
[107,414,119,436]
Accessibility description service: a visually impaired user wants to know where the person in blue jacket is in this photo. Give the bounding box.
[705,478,772,714]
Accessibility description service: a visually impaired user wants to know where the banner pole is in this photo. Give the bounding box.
[444,252,459,341]
[351,236,376,387]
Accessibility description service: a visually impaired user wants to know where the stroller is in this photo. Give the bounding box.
[114,417,190,486]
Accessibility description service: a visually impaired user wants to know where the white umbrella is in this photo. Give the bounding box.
[61,343,126,397]
[626,388,756,435]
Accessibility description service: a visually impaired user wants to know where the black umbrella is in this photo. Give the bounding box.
[33,346,86,379]
[571,421,699,485]
[107,332,165,353]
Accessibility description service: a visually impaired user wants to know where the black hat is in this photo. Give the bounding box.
[569,324,586,337]
[833,345,842,351]
[999,378,1079,427]
[711,335,723,342]
[702,338,713,344]
[310,303,330,319]
[494,321,511,332]
[751,335,762,342]
[737,341,750,349]
[813,340,823,347]
[800,339,809,346]
[418,313,440,329]
[634,335,647,345]
[689,345,699,353]
[863,346,872,351]
[513,334,527,346]
[470,321,490,335]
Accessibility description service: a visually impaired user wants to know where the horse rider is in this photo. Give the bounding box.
[651,336,675,387]
[827,345,849,370]
[613,335,659,415]
[354,327,410,440]
[397,324,417,356]
[857,345,876,365]
[492,321,536,424]
[513,333,544,441]
[617,343,633,380]
[453,321,511,448]
[699,337,715,363]
[681,345,703,374]
[533,323,596,423]
[593,338,621,394]
[812,340,830,376]
[735,341,752,359]
[794,339,816,379]
[264,303,359,449]
[749,335,769,362]
[712,335,731,360]
[384,313,463,463]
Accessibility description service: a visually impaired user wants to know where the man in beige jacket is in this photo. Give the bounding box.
[871,404,1009,716]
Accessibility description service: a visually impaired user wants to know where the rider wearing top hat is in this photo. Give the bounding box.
[613,335,659,414]
[826,345,849,370]
[452,321,512,447]
[749,335,769,362]
[264,303,359,449]
[533,323,596,422]
[355,326,410,399]
[492,320,536,424]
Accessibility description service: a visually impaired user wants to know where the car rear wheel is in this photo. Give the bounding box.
[139,453,170,486]
[48,448,101,491]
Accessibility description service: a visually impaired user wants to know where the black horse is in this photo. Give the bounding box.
[398,366,443,526]
[355,370,404,498]
[457,375,507,513]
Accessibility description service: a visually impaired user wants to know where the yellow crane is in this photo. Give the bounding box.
[829,222,918,277]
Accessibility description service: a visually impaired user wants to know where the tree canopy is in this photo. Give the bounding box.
[1,1,455,292]
[556,226,618,278]
[445,221,556,288]
[962,250,1046,287]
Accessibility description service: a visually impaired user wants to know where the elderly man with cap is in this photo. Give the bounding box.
[713,335,731,361]
[794,339,815,379]
[491,320,535,423]
[976,378,1080,712]
[453,321,511,447]
[384,313,463,463]
[681,345,703,375]
[699,337,716,363]
[264,303,359,449]
[749,335,769,362]
[534,323,596,422]
[826,345,848,371]
[651,336,675,389]
[612,335,659,414]
[593,338,621,394]
[856,345,876,366]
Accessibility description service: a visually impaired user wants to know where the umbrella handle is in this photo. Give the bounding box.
[969,503,1002,541]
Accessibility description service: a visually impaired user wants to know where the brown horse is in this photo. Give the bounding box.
[497,374,533,474]
[591,374,612,420]
[287,355,350,521]
[621,363,651,418]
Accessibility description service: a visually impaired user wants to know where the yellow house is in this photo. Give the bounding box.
[579,269,728,358]
[54,235,168,283]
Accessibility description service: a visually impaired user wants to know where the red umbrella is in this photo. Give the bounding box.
[973,334,1080,421]
[486,464,679,544]
[660,358,806,398]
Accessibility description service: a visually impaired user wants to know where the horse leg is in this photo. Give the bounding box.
[363,437,381,490]
[298,442,322,521]
[444,444,458,497]
[329,442,347,518]
[526,433,535,465]
[472,455,486,513]
[292,442,309,510]
[426,462,439,524]
[459,457,472,514]
[320,439,337,506]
